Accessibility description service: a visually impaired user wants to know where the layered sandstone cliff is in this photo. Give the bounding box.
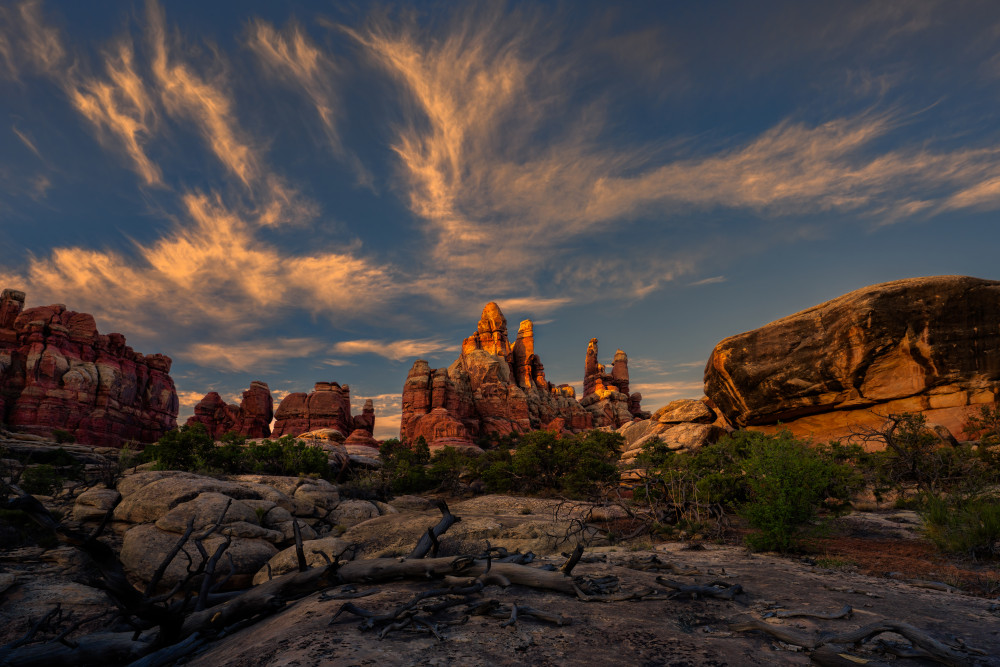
[401,302,643,450]
[271,382,374,441]
[185,381,274,439]
[0,289,179,446]
[704,276,1000,442]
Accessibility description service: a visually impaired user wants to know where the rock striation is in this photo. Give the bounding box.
[704,276,1000,442]
[0,289,178,446]
[271,382,374,440]
[185,381,274,439]
[401,302,643,450]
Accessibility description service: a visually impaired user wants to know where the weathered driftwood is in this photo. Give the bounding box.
[771,604,852,620]
[407,501,459,559]
[728,618,974,666]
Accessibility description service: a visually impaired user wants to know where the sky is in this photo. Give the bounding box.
[2,1,1000,440]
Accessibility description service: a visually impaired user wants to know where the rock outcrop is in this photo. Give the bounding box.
[580,338,649,427]
[100,470,389,590]
[271,382,374,439]
[401,302,645,449]
[185,381,274,439]
[0,289,178,446]
[704,276,1000,442]
[618,398,727,464]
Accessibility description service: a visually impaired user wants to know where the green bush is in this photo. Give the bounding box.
[428,446,475,493]
[739,432,858,552]
[145,425,331,478]
[146,423,214,470]
[476,429,621,499]
[51,428,75,444]
[20,464,63,496]
[634,429,859,552]
[923,494,1000,558]
[377,437,434,494]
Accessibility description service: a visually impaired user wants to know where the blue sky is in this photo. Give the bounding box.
[2,1,999,438]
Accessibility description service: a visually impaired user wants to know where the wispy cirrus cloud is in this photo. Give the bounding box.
[331,338,459,362]
[0,191,396,341]
[0,1,395,346]
[690,275,726,286]
[247,19,371,186]
[345,5,1000,307]
[181,337,329,372]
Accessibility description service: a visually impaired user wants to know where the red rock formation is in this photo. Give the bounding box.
[185,381,273,439]
[236,381,273,438]
[581,338,647,426]
[400,302,596,448]
[271,382,374,439]
[0,290,178,446]
[704,276,1000,442]
[186,392,237,439]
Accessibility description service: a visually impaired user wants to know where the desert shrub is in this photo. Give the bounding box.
[848,413,993,497]
[146,423,214,471]
[242,436,329,477]
[51,428,75,444]
[634,429,859,551]
[199,432,246,474]
[474,448,515,493]
[20,464,63,496]
[923,494,1000,559]
[964,404,1000,447]
[377,438,434,494]
[739,433,858,552]
[146,426,331,478]
[428,446,476,493]
[477,429,621,499]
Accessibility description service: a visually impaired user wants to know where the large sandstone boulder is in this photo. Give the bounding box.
[704,276,1000,442]
[111,470,362,589]
[0,289,178,447]
[120,523,278,590]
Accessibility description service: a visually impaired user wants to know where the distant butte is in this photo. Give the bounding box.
[0,288,178,446]
[400,301,645,451]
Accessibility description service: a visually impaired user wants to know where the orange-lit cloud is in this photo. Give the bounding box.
[67,41,162,186]
[349,7,1000,305]
[0,191,396,345]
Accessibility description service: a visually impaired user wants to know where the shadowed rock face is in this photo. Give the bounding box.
[185,381,274,439]
[704,276,1000,441]
[0,289,178,446]
[401,302,646,449]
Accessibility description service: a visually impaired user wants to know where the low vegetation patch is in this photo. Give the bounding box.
[144,423,331,479]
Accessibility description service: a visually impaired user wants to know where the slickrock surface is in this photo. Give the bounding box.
[0,288,178,446]
[401,302,642,449]
[704,276,1000,442]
